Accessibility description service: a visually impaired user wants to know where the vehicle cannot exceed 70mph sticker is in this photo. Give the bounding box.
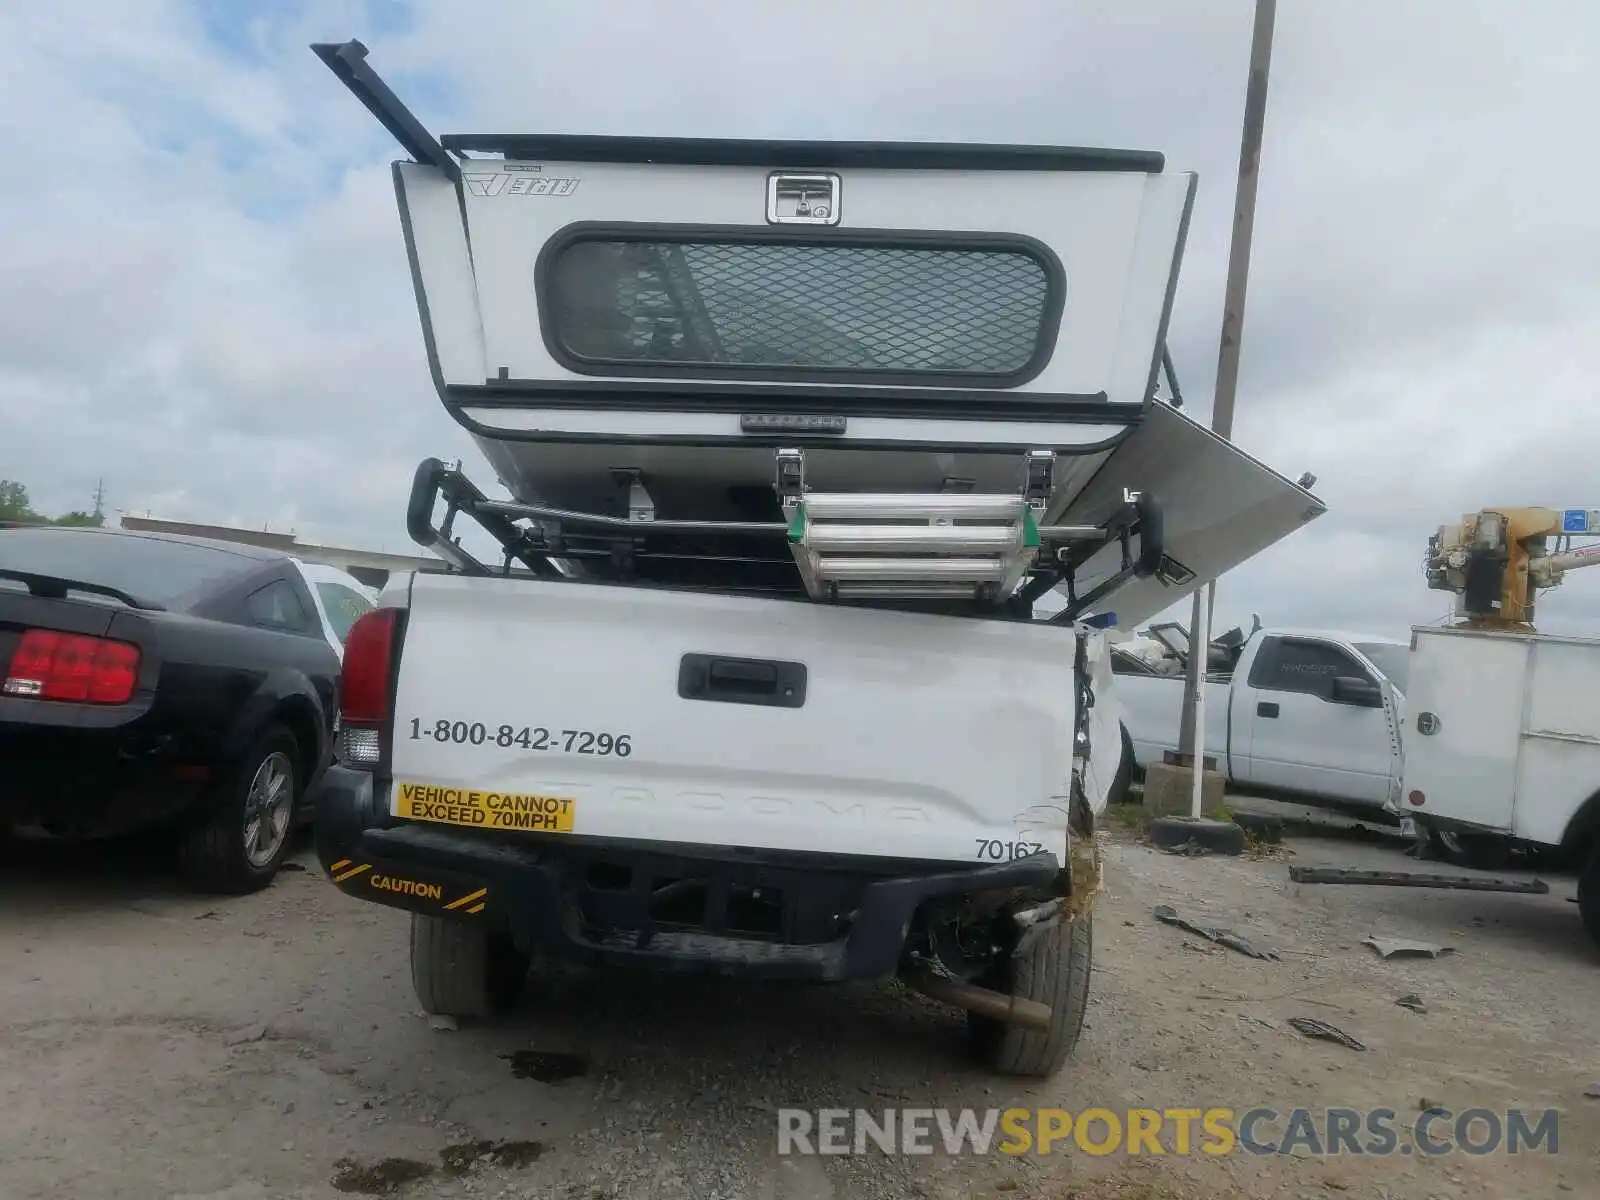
[395,781,575,833]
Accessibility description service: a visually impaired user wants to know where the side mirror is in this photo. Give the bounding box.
[1330,675,1383,708]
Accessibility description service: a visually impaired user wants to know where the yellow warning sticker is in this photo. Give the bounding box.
[369,874,446,901]
[395,781,576,833]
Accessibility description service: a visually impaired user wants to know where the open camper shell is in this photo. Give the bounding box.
[315,40,1324,625]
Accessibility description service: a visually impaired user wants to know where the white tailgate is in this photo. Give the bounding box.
[388,575,1081,865]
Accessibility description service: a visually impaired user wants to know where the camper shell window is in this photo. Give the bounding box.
[535,225,1064,388]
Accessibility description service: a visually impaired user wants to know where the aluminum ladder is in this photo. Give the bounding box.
[774,448,1061,603]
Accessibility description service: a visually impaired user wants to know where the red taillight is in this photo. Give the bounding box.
[4,629,141,704]
[340,607,399,723]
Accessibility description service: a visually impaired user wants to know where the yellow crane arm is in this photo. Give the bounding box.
[1424,507,1600,630]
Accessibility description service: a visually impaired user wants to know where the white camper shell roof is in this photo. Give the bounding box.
[315,39,1324,627]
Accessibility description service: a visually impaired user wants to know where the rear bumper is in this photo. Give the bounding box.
[0,723,206,836]
[315,767,1064,982]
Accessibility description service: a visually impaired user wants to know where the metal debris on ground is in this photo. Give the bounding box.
[1288,1016,1367,1051]
[1364,937,1455,960]
[1287,866,1550,894]
[1151,904,1281,961]
[1395,993,1427,1013]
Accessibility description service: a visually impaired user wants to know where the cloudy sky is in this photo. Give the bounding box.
[3,1,1597,638]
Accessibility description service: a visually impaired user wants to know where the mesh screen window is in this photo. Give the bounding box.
[541,236,1056,381]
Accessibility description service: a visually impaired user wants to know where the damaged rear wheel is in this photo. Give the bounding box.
[969,910,1093,1078]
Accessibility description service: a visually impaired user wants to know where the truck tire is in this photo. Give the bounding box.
[1421,826,1512,872]
[179,725,299,895]
[1579,844,1600,951]
[410,914,530,1018]
[970,911,1093,1078]
[1147,815,1246,856]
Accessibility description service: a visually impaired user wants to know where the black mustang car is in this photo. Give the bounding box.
[1,525,344,892]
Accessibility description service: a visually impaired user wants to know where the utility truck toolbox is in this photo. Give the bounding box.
[308,38,1327,1078]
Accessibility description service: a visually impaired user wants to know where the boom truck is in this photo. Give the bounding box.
[1405,505,1600,947]
[306,38,1326,1075]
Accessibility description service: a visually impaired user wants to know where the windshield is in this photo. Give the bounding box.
[314,581,373,645]
[0,527,252,609]
[1354,642,1408,693]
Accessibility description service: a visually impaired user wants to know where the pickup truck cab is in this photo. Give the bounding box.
[1112,625,1409,815]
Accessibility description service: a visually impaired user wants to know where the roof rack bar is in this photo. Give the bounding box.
[475,498,786,536]
[311,39,461,184]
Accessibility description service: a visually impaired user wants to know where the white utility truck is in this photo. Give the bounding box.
[1112,622,1409,817]
[1404,506,1600,945]
[307,39,1326,1075]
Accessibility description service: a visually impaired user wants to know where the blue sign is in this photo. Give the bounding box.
[1561,509,1593,535]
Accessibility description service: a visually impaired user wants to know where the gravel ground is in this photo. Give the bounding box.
[2,818,1596,1200]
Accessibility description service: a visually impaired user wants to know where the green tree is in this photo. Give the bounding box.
[0,480,38,522]
[0,481,107,526]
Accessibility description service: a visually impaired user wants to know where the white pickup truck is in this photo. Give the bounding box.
[1112,624,1409,815]
[306,38,1328,1079]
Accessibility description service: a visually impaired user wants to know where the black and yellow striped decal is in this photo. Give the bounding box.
[444,887,488,915]
[329,858,371,883]
[326,859,487,915]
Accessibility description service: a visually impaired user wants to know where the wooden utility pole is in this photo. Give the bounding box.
[1176,0,1277,816]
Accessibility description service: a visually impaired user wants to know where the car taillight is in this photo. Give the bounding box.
[3,629,141,704]
[339,607,400,768]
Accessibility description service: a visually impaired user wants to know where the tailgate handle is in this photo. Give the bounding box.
[1257,701,1280,718]
[679,654,807,709]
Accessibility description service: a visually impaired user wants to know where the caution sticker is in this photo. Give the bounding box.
[326,858,489,914]
[395,781,576,833]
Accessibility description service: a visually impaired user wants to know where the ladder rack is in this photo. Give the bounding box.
[401,453,1167,620]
